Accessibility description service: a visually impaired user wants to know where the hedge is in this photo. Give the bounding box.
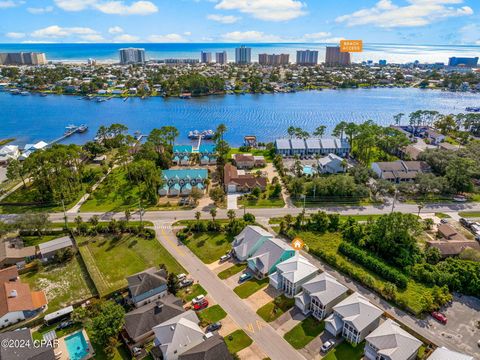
[338,242,408,289]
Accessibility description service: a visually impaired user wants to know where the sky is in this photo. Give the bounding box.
[0,0,479,45]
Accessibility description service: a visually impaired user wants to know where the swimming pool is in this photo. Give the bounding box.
[302,165,316,176]
[65,331,89,360]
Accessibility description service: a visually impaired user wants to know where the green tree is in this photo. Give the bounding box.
[86,301,125,348]
[445,157,475,193]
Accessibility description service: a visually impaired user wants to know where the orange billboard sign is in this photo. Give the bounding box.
[340,40,363,53]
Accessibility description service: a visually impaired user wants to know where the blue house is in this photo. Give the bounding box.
[173,145,193,166]
[198,144,217,165]
[159,168,208,197]
[247,238,296,279]
[127,268,168,308]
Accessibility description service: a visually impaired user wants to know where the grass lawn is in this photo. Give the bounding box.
[197,304,227,326]
[228,148,274,162]
[224,330,253,354]
[178,284,207,302]
[48,220,154,228]
[299,231,434,315]
[284,317,325,349]
[323,341,365,360]
[256,295,295,322]
[21,233,69,247]
[32,322,83,342]
[239,197,285,208]
[218,264,246,280]
[181,232,233,264]
[458,211,480,218]
[234,278,269,299]
[76,234,185,296]
[21,255,97,313]
[435,213,451,219]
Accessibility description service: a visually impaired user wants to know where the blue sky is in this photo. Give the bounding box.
[0,0,479,44]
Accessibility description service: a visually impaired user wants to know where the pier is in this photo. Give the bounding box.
[48,125,88,147]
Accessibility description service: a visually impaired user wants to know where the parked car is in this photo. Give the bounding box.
[192,294,206,304]
[239,273,252,283]
[453,195,467,202]
[431,311,447,324]
[194,299,209,311]
[219,253,231,263]
[206,322,222,332]
[56,321,74,330]
[440,219,448,224]
[459,218,471,228]
[179,279,194,288]
[177,273,187,281]
[132,347,142,356]
[321,340,335,352]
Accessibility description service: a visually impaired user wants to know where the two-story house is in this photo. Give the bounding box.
[325,292,383,345]
[294,272,348,320]
[269,253,318,298]
[247,238,296,279]
[232,226,274,262]
[127,268,168,308]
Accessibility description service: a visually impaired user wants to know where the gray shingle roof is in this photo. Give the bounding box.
[38,236,73,255]
[428,347,473,360]
[301,273,348,306]
[333,292,383,332]
[179,334,233,360]
[127,267,167,297]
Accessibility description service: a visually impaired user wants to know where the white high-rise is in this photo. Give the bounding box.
[119,48,146,64]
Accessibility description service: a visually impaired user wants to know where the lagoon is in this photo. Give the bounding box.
[1,88,479,146]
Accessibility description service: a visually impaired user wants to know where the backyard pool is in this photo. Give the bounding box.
[302,165,316,176]
[65,331,89,360]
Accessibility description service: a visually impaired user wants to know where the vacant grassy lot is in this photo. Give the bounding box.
[256,295,295,322]
[323,341,365,360]
[458,211,480,218]
[234,278,269,299]
[300,231,435,315]
[182,232,233,264]
[284,317,325,349]
[21,255,97,313]
[435,213,451,219]
[218,264,246,280]
[77,234,185,296]
[224,330,253,354]
[178,284,207,302]
[197,304,227,326]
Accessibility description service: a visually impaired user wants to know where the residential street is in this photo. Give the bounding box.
[154,224,306,360]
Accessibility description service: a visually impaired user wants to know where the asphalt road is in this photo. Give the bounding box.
[154,224,306,360]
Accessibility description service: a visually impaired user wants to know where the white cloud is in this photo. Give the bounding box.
[148,33,189,42]
[336,0,473,28]
[27,6,54,14]
[114,34,140,42]
[303,32,344,43]
[31,25,99,39]
[108,26,124,34]
[207,14,240,24]
[215,0,306,21]
[221,30,282,42]
[6,32,26,39]
[0,0,22,8]
[54,0,158,15]
[459,24,480,45]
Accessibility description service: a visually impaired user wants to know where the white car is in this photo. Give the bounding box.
[321,340,335,353]
[192,295,205,305]
[177,273,187,281]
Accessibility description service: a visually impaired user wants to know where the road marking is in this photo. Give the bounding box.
[256,320,266,331]
[245,323,255,334]
[160,228,185,257]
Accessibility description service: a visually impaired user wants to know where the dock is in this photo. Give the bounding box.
[48,125,88,147]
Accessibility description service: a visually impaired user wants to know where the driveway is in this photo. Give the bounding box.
[237,343,267,360]
[300,332,339,360]
[244,286,280,311]
[227,193,240,210]
[272,308,306,334]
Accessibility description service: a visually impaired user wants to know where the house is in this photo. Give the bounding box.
[0,145,20,164]
[269,253,318,298]
[425,129,445,145]
[317,154,347,174]
[364,319,422,360]
[224,163,267,193]
[426,240,480,258]
[198,144,217,165]
[122,295,184,351]
[427,347,473,360]
[177,333,233,360]
[371,161,431,183]
[127,267,168,308]
[151,310,205,360]
[275,138,350,157]
[232,153,265,169]
[325,292,383,345]
[0,238,36,268]
[19,141,48,160]
[247,238,295,279]
[437,224,464,240]
[159,169,208,197]
[232,225,274,262]
[0,266,48,328]
[401,145,423,160]
[294,272,348,320]
[0,329,55,359]
[38,236,74,261]
[173,145,193,166]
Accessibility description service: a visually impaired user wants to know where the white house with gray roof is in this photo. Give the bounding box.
[294,272,348,320]
[427,347,473,360]
[325,292,383,345]
[275,138,350,157]
[317,153,348,174]
[269,253,318,298]
[247,238,296,279]
[232,225,274,262]
[365,319,422,360]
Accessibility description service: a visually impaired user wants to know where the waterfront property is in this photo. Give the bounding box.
[371,160,431,183]
[294,272,348,320]
[275,137,350,157]
[317,153,349,174]
[247,237,296,279]
[364,319,422,360]
[232,225,274,262]
[159,169,208,197]
[0,145,20,164]
[325,292,383,345]
[269,253,318,298]
[198,143,217,165]
[127,267,168,308]
[172,144,217,166]
[224,163,267,193]
[173,145,193,166]
[232,153,266,169]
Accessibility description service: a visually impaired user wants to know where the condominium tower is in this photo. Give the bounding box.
[258,53,290,65]
[216,51,228,64]
[325,46,351,67]
[235,46,252,65]
[200,51,212,63]
[296,50,319,66]
[119,48,146,64]
[0,52,47,65]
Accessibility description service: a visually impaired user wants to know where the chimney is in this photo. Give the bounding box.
[9,290,18,298]
[154,301,163,314]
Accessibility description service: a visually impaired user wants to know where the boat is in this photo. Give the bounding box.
[123,97,128,102]
[77,124,88,133]
[40,93,48,97]
[10,89,20,95]
[465,107,480,112]
[20,91,30,96]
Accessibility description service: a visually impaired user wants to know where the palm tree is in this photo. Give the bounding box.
[195,211,201,230]
[393,113,404,126]
[210,208,217,222]
[313,125,326,138]
[227,209,236,222]
[124,209,131,223]
[74,215,83,230]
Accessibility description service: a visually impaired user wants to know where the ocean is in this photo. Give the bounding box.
[1,88,479,147]
[0,43,478,63]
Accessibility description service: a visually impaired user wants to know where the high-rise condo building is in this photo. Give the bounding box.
[258,53,290,65]
[235,46,251,65]
[448,57,479,68]
[216,51,228,64]
[0,52,47,65]
[296,50,319,66]
[325,46,351,67]
[200,51,212,63]
[119,48,146,65]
